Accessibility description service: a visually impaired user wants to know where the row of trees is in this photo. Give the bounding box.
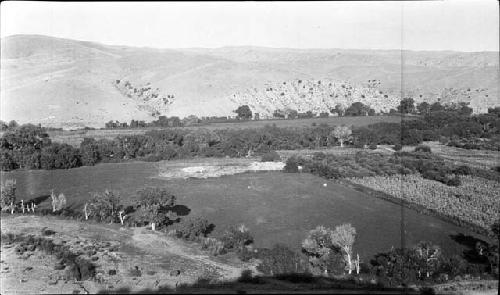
[0,123,357,171]
[2,103,499,172]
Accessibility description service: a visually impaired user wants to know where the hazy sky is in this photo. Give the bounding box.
[1,1,498,51]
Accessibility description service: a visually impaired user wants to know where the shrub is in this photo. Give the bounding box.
[454,165,472,176]
[256,244,308,275]
[414,145,432,153]
[173,217,213,241]
[201,237,225,256]
[260,151,281,162]
[284,157,300,173]
[220,224,254,253]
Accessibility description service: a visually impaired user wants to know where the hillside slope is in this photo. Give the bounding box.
[1,35,498,128]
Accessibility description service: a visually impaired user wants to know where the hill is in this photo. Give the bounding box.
[1,35,498,128]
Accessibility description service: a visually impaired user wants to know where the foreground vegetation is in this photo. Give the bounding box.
[1,184,498,291]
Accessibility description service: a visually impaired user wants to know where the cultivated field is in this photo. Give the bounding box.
[403,141,500,169]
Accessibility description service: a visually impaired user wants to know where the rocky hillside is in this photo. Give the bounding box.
[1,35,498,127]
[229,79,400,118]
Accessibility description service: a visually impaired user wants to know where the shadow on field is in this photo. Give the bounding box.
[449,233,490,264]
[96,272,424,294]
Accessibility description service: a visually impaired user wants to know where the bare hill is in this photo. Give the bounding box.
[1,35,498,127]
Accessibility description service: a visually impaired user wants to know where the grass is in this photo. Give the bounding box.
[1,160,486,258]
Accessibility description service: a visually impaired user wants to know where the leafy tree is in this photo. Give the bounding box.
[398,98,416,114]
[135,187,178,231]
[184,129,220,153]
[0,120,8,131]
[8,120,18,128]
[345,102,371,116]
[86,190,122,222]
[332,104,345,116]
[50,190,67,212]
[417,102,431,115]
[331,125,352,147]
[331,224,357,274]
[80,138,100,166]
[173,217,213,241]
[1,179,16,214]
[302,225,337,275]
[234,105,252,120]
[430,102,445,113]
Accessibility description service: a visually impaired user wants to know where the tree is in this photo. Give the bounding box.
[430,102,445,113]
[184,128,220,153]
[302,226,336,275]
[0,120,8,131]
[332,104,345,116]
[1,179,16,214]
[86,190,122,222]
[234,105,252,120]
[135,187,178,231]
[417,102,431,115]
[50,190,67,212]
[331,223,356,274]
[413,241,441,278]
[345,102,371,116]
[8,120,18,128]
[398,98,415,114]
[80,138,100,166]
[331,125,352,147]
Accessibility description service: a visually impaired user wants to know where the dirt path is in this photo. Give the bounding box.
[130,227,245,280]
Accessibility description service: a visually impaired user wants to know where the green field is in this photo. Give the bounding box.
[48,115,402,147]
[1,158,486,259]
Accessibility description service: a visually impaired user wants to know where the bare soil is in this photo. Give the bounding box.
[0,215,252,294]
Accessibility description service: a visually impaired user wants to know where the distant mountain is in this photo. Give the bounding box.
[1,35,498,127]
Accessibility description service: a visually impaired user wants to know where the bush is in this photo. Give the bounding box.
[284,157,300,173]
[256,244,308,275]
[260,151,281,162]
[201,237,225,256]
[414,145,432,153]
[1,179,16,211]
[220,224,254,253]
[173,217,213,241]
[454,165,473,176]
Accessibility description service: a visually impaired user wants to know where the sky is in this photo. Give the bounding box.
[1,1,498,52]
